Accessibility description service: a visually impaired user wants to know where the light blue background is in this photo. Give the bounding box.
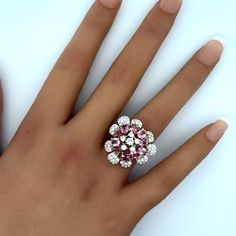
[0,0,235,235]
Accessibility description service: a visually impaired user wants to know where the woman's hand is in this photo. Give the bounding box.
[0,0,227,235]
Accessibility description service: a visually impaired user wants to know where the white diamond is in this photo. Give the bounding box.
[130,146,135,152]
[128,131,135,138]
[108,152,120,165]
[126,138,134,146]
[146,131,155,143]
[120,160,132,168]
[109,124,119,135]
[137,155,148,165]
[104,140,113,153]
[131,119,142,128]
[120,136,126,142]
[135,139,140,145]
[147,144,157,156]
[117,116,130,126]
[121,145,127,151]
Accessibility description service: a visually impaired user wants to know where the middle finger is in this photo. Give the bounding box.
[70,0,182,138]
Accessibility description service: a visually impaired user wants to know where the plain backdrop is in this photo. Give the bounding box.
[0,0,236,235]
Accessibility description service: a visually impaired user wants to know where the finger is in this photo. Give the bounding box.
[24,0,122,127]
[124,120,228,211]
[134,40,224,137]
[70,0,183,137]
[0,80,3,153]
[0,80,3,118]
[102,40,223,181]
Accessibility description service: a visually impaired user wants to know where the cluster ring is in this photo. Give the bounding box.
[104,116,157,168]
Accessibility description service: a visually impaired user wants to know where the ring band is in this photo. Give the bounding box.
[104,116,157,168]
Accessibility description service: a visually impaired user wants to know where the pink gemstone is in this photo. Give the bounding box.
[129,152,139,160]
[123,149,130,156]
[137,146,147,156]
[130,124,139,133]
[111,138,120,147]
[110,122,149,162]
[119,152,131,162]
[120,124,130,134]
[138,139,148,146]
[114,129,122,137]
[137,128,147,139]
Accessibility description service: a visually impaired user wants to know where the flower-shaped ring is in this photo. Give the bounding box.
[104,116,157,168]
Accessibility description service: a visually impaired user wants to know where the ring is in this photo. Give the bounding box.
[104,116,157,168]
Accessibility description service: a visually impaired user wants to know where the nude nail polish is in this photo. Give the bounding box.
[159,0,182,14]
[197,40,224,66]
[100,0,121,9]
[206,119,229,143]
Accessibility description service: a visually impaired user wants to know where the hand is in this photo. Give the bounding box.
[0,0,227,235]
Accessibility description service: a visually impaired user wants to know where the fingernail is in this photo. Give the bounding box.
[159,0,182,14]
[213,36,226,47]
[206,119,229,142]
[100,0,121,9]
[197,40,224,66]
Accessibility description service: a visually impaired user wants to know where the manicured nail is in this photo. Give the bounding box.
[206,119,229,142]
[213,36,226,47]
[100,0,121,9]
[159,0,182,14]
[197,40,224,66]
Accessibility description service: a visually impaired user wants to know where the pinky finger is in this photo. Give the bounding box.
[124,119,228,211]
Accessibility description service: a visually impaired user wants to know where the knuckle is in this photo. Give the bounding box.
[84,8,112,32]
[56,45,89,72]
[80,179,99,201]
[182,72,202,89]
[85,17,106,31]
[99,204,127,234]
[107,62,133,85]
[11,120,58,155]
[142,14,170,38]
[63,141,84,163]
[159,165,179,190]
[180,61,207,89]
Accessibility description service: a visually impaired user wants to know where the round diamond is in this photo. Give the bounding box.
[120,159,132,168]
[121,144,128,151]
[130,146,136,153]
[128,131,135,138]
[137,155,148,165]
[104,141,113,153]
[131,119,142,128]
[108,152,120,165]
[146,131,155,143]
[147,144,157,156]
[135,138,141,145]
[118,116,130,126]
[126,138,134,146]
[109,124,119,135]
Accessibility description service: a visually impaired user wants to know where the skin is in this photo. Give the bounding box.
[0,1,224,235]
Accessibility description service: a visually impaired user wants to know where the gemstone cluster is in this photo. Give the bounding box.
[104,116,157,168]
